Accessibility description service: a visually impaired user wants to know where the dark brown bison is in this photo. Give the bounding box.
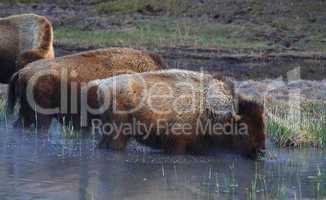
[6,48,167,131]
[93,69,266,159]
[0,14,54,83]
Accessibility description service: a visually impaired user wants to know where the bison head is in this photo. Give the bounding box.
[16,49,45,70]
[235,96,266,159]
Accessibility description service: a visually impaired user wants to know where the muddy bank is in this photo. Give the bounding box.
[55,45,326,81]
[169,54,326,81]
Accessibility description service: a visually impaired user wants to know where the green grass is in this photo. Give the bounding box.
[55,0,326,52]
[266,100,326,148]
[271,19,290,30]
[54,19,273,50]
[61,117,80,139]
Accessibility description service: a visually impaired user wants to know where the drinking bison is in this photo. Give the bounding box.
[6,48,167,131]
[0,14,54,83]
[93,69,266,159]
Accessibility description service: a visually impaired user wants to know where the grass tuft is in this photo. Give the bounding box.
[61,117,80,139]
[271,19,290,30]
[266,100,326,148]
[0,97,7,121]
[0,96,9,129]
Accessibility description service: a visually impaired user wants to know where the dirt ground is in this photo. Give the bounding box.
[54,45,326,81]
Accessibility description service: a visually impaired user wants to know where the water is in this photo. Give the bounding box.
[0,125,325,200]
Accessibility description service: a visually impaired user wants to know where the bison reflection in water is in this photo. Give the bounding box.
[93,69,266,159]
[6,48,167,131]
[0,14,54,83]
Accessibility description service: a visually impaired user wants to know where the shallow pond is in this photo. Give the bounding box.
[0,124,325,200]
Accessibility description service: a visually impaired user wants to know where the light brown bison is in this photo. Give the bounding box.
[0,14,54,83]
[93,69,266,159]
[6,48,167,131]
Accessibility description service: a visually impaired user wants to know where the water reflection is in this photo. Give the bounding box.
[0,126,325,200]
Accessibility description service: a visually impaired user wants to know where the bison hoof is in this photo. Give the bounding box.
[13,119,24,129]
[98,137,110,149]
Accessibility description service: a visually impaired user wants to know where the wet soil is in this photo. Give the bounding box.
[55,45,326,81]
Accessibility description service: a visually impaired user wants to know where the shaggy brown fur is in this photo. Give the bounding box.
[0,14,54,83]
[236,96,266,157]
[95,69,266,158]
[6,48,167,131]
[207,95,266,159]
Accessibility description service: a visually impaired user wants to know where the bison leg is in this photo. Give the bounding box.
[13,116,33,129]
[98,113,130,151]
[71,115,82,131]
[98,133,129,151]
[13,106,34,129]
[98,127,129,151]
[35,113,52,132]
[172,140,187,154]
[163,138,187,154]
[109,133,129,151]
[14,109,52,132]
[98,134,111,149]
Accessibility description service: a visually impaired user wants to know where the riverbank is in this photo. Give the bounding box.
[55,44,326,81]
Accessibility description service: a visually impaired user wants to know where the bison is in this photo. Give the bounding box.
[92,69,266,159]
[6,48,167,131]
[0,14,54,83]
